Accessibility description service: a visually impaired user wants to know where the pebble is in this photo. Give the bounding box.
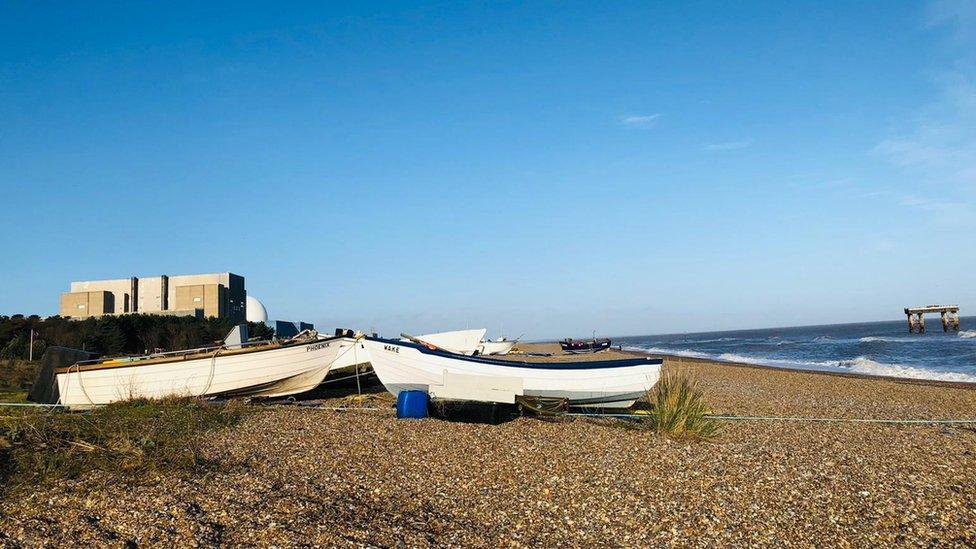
[1,345,975,546]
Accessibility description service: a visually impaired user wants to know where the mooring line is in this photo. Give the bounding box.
[566,412,976,424]
[706,415,976,424]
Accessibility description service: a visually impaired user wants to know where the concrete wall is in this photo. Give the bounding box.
[59,291,114,318]
[66,272,244,321]
[174,283,226,318]
[167,273,243,322]
[70,279,132,313]
[136,276,163,312]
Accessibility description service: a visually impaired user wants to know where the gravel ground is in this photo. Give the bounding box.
[2,345,975,546]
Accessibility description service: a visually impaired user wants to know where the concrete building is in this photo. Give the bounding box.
[60,273,246,321]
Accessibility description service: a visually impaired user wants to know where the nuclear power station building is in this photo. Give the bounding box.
[59,272,246,322]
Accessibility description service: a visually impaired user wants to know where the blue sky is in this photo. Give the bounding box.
[2,1,974,338]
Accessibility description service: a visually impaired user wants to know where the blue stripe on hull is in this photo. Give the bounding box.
[370,337,660,370]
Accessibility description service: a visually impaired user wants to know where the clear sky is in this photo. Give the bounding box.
[2,1,974,338]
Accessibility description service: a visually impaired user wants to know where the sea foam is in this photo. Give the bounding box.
[627,345,976,383]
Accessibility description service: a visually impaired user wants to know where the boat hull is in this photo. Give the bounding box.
[329,337,372,373]
[246,337,365,398]
[406,329,487,355]
[560,339,612,354]
[55,338,345,408]
[363,338,661,409]
[478,340,517,356]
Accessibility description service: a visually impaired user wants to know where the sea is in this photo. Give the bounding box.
[617,318,976,383]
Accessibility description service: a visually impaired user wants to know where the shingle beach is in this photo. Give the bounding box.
[2,343,975,546]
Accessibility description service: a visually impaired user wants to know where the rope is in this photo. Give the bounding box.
[258,404,386,412]
[706,415,976,424]
[312,334,370,391]
[565,412,976,425]
[67,362,97,407]
[200,346,223,396]
[517,396,569,416]
[316,371,375,386]
[353,336,362,395]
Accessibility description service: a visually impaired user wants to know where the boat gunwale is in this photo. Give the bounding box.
[55,335,345,375]
[367,337,661,370]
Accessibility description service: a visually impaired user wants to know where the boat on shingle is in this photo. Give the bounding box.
[31,328,348,409]
[362,336,661,408]
[560,337,612,354]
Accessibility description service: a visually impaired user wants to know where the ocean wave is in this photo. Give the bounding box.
[838,356,976,383]
[718,353,976,383]
[626,345,976,383]
[622,346,711,359]
[663,337,741,345]
[858,334,976,343]
[716,353,839,369]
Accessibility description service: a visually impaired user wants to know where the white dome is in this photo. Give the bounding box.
[245,295,268,324]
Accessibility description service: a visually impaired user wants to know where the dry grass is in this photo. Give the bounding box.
[0,391,28,403]
[0,358,38,392]
[0,397,254,493]
[645,370,720,440]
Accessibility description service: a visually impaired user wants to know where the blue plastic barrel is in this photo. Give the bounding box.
[396,390,429,419]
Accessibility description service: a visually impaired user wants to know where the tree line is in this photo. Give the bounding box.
[0,314,275,360]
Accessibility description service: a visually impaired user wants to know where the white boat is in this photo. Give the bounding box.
[329,335,371,372]
[402,329,487,356]
[362,337,662,408]
[46,333,346,409]
[245,335,366,398]
[477,337,517,356]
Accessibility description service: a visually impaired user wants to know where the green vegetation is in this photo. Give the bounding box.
[0,359,37,393]
[0,391,27,403]
[0,398,254,493]
[0,314,274,392]
[1,314,274,359]
[644,371,720,440]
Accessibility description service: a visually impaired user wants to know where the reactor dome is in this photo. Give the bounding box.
[245,295,269,324]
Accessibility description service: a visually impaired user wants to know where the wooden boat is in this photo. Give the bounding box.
[245,334,364,398]
[362,337,661,408]
[42,331,346,409]
[477,337,518,356]
[403,329,487,356]
[560,337,612,354]
[328,330,372,374]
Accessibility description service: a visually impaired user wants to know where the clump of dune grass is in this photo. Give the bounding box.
[0,397,254,493]
[645,371,720,440]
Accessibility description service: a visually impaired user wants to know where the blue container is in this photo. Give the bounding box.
[396,390,429,419]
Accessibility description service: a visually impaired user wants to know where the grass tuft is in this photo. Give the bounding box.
[0,397,253,493]
[645,371,720,440]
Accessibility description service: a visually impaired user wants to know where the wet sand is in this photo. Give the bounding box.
[2,344,975,546]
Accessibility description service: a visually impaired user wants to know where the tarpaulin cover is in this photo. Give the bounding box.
[27,346,97,404]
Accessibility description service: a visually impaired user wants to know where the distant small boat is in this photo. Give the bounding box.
[560,337,612,354]
[477,337,518,356]
[363,336,660,408]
